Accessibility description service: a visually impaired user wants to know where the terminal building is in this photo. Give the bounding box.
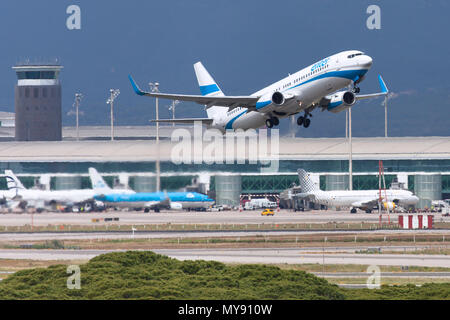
[12,63,63,141]
[0,135,449,209]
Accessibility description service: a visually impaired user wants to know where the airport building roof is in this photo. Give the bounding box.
[0,136,449,162]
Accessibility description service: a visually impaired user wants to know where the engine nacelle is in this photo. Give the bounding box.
[383,202,396,210]
[170,202,183,210]
[327,91,356,113]
[271,91,285,105]
[256,91,297,111]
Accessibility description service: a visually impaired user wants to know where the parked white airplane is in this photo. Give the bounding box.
[1,169,133,211]
[129,50,388,132]
[296,169,419,213]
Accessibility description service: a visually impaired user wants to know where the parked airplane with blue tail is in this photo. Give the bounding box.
[129,50,388,132]
[89,168,214,212]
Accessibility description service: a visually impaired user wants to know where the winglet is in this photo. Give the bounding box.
[378,75,388,94]
[128,75,146,96]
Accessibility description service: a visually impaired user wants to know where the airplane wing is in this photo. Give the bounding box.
[355,75,389,101]
[150,118,214,124]
[144,201,163,209]
[129,75,259,110]
[293,192,317,201]
[144,197,171,209]
[351,198,379,209]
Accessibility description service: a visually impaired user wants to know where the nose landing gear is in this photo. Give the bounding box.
[352,86,360,93]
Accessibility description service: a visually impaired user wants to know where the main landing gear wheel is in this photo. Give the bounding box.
[353,87,360,93]
[272,117,279,126]
[303,118,311,128]
[350,208,357,214]
[297,115,311,128]
[265,118,274,128]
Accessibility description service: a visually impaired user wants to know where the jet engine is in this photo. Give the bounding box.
[256,91,298,111]
[170,202,183,210]
[327,91,356,113]
[383,202,397,210]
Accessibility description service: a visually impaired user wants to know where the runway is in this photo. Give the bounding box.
[0,248,449,268]
[0,210,448,226]
[0,228,448,241]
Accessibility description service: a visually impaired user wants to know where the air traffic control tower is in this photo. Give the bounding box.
[12,63,63,141]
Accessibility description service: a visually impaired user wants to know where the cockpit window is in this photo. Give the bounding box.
[347,53,364,59]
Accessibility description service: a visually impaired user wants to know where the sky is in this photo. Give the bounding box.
[0,0,449,137]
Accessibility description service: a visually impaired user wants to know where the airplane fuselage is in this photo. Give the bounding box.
[313,189,419,209]
[95,191,215,210]
[210,50,373,131]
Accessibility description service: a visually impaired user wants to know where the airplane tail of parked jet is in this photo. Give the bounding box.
[89,168,113,193]
[4,170,26,191]
[297,169,320,193]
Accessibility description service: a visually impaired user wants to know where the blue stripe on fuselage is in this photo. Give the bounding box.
[95,192,214,203]
[255,100,271,110]
[327,101,343,110]
[291,68,368,91]
[225,109,248,129]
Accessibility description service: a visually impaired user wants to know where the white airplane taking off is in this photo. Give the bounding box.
[129,50,388,132]
[296,169,419,213]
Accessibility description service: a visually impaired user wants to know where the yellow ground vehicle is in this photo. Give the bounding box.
[261,208,274,216]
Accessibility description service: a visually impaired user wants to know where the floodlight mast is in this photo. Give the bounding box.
[168,100,180,127]
[74,93,83,141]
[384,95,388,138]
[106,89,120,141]
[149,82,160,192]
[348,107,353,191]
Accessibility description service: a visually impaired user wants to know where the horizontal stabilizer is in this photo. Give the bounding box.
[150,118,214,124]
[355,74,389,100]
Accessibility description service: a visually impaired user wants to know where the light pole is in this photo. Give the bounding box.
[74,93,83,141]
[67,93,83,141]
[168,100,180,127]
[348,107,353,190]
[384,95,388,138]
[106,89,120,141]
[345,109,348,138]
[149,82,160,192]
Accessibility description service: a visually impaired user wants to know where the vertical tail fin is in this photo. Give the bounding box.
[194,62,228,119]
[4,170,26,190]
[194,62,224,97]
[297,169,320,193]
[89,168,112,193]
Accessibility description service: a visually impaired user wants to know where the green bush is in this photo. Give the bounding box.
[0,251,344,300]
[0,251,448,300]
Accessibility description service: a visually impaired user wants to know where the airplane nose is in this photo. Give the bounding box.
[360,55,373,68]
